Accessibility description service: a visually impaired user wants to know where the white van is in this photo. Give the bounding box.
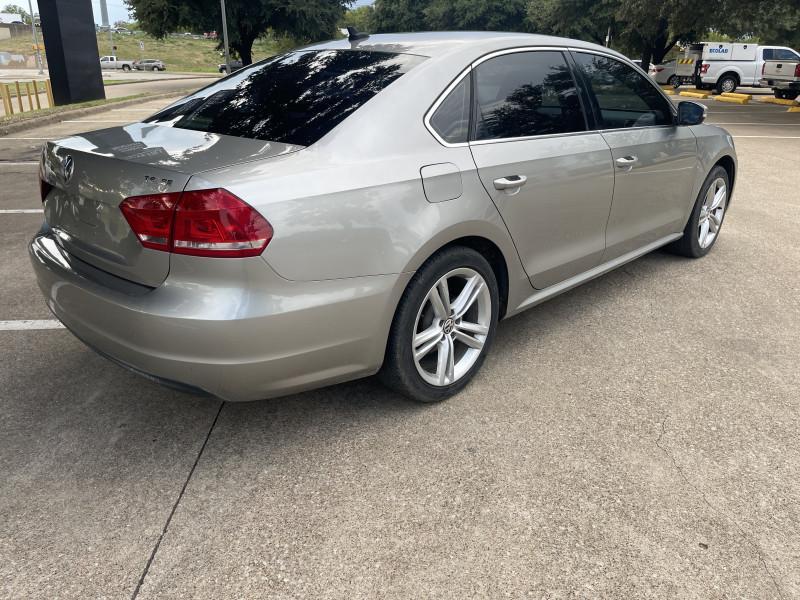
[694,43,800,93]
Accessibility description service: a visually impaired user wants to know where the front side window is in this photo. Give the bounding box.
[473,51,586,141]
[770,48,800,61]
[573,52,673,129]
[145,50,426,146]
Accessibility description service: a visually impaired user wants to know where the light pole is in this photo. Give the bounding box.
[27,0,43,74]
[220,0,231,74]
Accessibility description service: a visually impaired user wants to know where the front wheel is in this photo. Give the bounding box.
[666,165,730,258]
[380,247,499,403]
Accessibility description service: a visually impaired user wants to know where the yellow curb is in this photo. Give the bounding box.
[721,92,752,100]
[788,106,800,113]
[714,96,749,104]
[758,97,798,106]
[661,88,676,95]
[679,91,710,99]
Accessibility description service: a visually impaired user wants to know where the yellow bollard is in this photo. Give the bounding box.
[758,97,799,106]
[1,83,12,116]
[788,106,800,113]
[45,79,54,108]
[714,95,749,104]
[721,92,752,101]
[15,81,24,113]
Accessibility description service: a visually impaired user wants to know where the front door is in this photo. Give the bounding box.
[469,50,615,290]
[572,51,698,260]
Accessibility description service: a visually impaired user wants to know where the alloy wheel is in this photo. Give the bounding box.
[698,177,727,249]
[412,268,492,387]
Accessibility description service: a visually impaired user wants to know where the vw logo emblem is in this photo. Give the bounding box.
[61,155,74,184]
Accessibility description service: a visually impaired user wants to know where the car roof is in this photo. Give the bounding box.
[302,31,626,62]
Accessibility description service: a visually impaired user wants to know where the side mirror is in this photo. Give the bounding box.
[677,101,707,126]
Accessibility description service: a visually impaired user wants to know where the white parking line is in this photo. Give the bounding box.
[732,135,800,139]
[0,320,64,331]
[61,120,131,124]
[0,161,38,166]
[0,209,43,214]
[0,137,49,140]
[714,122,800,126]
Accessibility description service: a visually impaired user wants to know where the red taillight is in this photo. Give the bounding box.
[795,64,800,78]
[120,188,272,258]
[120,192,181,251]
[762,63,766,76]
[700,63,710,74]
[172,189,273,258]
[39,177,53,203]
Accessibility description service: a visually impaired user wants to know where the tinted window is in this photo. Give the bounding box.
[574,53,673,129]
[146,50,426,146]
[430,75,471,144]
[473,51,586,141]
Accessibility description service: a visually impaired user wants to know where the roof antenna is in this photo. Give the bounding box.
[347,26,369,42]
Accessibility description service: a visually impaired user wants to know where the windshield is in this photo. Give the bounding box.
[146,49,426,147]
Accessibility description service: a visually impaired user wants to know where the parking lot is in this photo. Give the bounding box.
[1,92,799,598]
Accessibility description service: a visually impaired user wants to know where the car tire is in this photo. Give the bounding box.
[786,91,799,100]
[666,165,730,258]
[122,64,131,72]
[716,74,738,94]
[668,75,679,88]
[774,89,786,99]
[379,246,500,403]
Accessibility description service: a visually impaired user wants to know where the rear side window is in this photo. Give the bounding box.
[429,75,471,144]
[146,50,426,146]
[573,52,673,129]
[473,51,586,141]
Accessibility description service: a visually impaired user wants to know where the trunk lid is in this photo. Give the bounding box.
[41,123,301,287]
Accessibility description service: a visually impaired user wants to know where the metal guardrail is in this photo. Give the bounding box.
[0,79,54,116]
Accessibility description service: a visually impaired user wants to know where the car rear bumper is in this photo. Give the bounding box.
[760,78,800,90]
[30,229,410,401]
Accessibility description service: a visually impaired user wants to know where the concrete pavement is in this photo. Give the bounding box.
[1,89,799,598]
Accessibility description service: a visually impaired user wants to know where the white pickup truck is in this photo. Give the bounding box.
[760,56,800,100]
[99,55,134,71]
[692,43,800,93]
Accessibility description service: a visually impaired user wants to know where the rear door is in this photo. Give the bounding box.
[571,51,698,260]
[468,49,614,289]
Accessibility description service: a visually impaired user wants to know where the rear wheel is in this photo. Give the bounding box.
[380,247,499,403]
[774,89,786,99]
[666,165,730,258]
[122,64,131,72]
[716,74,738,94]
[668,75,679,88]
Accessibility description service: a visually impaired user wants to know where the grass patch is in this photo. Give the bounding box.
[0,33,281,73]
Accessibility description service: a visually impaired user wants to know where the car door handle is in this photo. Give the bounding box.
[615,156,639,168]
[493,175,528,190]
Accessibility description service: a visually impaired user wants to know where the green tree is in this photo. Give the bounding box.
[371,0,429,32]
[2,4,30,22]
[125,0,349,65]
[424,0,532,31]
[339,5,375,31]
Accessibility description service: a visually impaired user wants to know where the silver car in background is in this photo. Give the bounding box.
[31,32,736,403]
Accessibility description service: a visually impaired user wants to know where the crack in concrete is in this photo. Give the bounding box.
[656,416,785,599]
[130,401,225,600]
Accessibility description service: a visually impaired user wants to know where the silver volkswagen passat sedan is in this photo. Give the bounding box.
[31,32,736,403]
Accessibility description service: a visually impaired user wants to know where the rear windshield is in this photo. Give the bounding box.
[145,49,426,146]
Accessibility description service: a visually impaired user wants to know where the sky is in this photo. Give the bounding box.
[20,0,374,26]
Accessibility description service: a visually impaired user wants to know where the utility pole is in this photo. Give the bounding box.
[27,0,43,74]
[605,26,612,48]
[220,0,231,74]
[99,0,113,54]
